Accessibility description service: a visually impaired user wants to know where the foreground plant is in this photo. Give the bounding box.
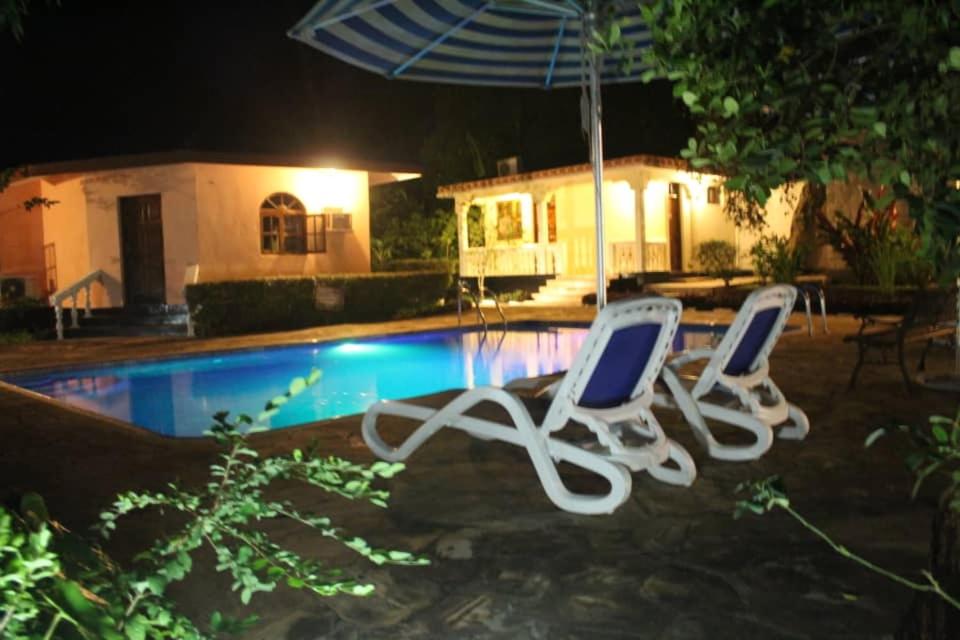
[1,369,428,639]
[736,410,960,613]
[735,476,960,611]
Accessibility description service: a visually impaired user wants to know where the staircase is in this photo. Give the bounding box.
[63,305,190,338]
[529,275,603,306]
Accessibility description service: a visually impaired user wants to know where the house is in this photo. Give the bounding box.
[0,151,419,308]
[438,154,796,294]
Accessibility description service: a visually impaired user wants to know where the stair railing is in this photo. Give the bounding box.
[480,285,508,328]
[457,279,487,331]
[49,269,106,340]
[184,263,200,337]
[797,283,829,336]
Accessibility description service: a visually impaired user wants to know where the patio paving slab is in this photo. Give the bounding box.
[0,307,957,639]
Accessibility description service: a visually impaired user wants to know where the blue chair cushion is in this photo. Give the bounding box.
[579,323,661,409]
[723,307,781,376]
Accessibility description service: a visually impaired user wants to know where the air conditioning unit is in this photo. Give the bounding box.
[496,156,521,177]
[0,275,39,302]
[326,213,352,232]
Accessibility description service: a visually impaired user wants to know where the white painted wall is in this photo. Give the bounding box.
[73,164,199,306]
[194,164,371,282]
[451,161,799,277]
[41,178,96,305]
[32,162,374,308]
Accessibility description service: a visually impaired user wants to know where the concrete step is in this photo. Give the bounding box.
[62,306,189,338]
[64,323,188,338]
[530,293,585,305]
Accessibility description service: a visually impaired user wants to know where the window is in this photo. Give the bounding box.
[496,200,522,240]
[43,243,57,293]
[707,186,721,204]
[259,193,325,254]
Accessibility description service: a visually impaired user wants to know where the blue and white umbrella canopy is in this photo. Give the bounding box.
[288,0,650,88]
[289,0,654,306]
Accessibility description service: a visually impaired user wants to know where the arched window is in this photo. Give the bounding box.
[260,193,326,254]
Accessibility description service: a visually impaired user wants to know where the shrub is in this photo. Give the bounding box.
[0,300,54,337]
[379,258,457,274]
[186,272,452,337]
[750,235,805,284]
[0,330,31,345]
[694,240,738,286]
[0,371,428,639]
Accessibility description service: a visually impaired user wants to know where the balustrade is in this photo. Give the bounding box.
[49,270,105,340]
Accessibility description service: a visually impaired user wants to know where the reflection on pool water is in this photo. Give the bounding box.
[4,324,723,438]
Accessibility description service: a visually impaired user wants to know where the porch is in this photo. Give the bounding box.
[459,240,670,279]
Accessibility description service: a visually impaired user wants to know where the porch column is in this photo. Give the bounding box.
[454,195,471,278]
[530,188,551,274]
[627,176,647,274]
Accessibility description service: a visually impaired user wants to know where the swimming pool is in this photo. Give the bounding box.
[3,323,724,438]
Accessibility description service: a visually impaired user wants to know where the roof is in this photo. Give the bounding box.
[436,154,690,197]
[18,150,422,181]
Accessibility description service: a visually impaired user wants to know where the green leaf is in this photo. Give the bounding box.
[815,164,833,184]
[949,47,960,70]
[608,22,621,46]
[682,91,698,106]
[723,96,739,116]
[288,377,307,397]
[932,425,949,443]
[124,614,148,640]
[210,610,223,630]
[864,428,886,448]
[349,583,375,596]
[873,121,887,137]
[724,176,747,191]
[899,170,911,186]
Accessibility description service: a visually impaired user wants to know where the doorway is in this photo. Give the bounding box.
[668,183,683,272]
[119,194,166,305]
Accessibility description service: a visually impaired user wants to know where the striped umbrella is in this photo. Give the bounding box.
[288,0,653,308]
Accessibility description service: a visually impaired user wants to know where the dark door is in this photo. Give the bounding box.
[668,183,683,272]
[119,194,166,305]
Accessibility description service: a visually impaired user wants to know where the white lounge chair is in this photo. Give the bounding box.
[655,284,810,462]
[361,297,684,515]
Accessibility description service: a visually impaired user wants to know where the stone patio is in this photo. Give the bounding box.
[0,307,956,639]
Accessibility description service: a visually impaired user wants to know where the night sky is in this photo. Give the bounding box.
[0,0,691,175]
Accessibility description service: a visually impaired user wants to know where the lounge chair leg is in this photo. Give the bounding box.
[362,391,635,515]
[646,440,697,487]
[778,404,810,440]
[696,402,774,461]
[848,346,866,390]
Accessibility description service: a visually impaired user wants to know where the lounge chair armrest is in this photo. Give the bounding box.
[668,348,715,369]
[505,373,564,399]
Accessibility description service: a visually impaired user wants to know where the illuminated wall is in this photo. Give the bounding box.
[0,180,46,297]
[26,162,375,307]
[195,163,371,283]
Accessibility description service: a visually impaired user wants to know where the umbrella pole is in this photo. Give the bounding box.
[588,38,606,309]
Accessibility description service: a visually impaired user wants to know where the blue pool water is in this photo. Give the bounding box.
[4,324,724,438]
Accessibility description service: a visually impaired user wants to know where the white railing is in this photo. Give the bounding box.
[609,242,641,275]
[49,269,105,340]
[644,242,669,271]
[184,263,200,338]
[460,244,565,277]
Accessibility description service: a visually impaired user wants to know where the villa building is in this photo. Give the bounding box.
[0,151,419,308]
[438,154,796,293]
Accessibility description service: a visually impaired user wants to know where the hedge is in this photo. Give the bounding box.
[379,258,457,273]
[0,301,54,337]
[185,271,452,337]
